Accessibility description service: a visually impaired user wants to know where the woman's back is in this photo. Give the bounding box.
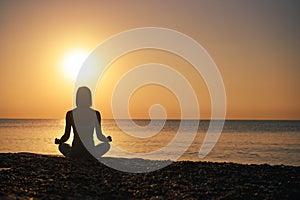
[72,108,99,148]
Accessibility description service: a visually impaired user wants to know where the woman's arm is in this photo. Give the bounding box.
[56,111,72,144]
[95,111,111,142]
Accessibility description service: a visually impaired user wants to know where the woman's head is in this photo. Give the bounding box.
[76,86,92,108]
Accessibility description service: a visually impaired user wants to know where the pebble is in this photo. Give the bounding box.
[0,153,299,199]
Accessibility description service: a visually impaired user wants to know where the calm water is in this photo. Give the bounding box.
[0,119,299,166]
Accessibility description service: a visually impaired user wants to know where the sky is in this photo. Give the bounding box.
[0,0,299,120]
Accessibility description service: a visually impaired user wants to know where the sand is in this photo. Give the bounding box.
[0,153,299,199]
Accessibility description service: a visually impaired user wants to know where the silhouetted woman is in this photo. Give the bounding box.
[55,86,112,159]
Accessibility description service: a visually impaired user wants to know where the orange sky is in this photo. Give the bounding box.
[0,0,299,119]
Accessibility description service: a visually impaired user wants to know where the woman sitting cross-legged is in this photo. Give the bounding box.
[55,86,112,160]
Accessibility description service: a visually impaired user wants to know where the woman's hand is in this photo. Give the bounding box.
[54,138,60,144]
[107,136,112,142]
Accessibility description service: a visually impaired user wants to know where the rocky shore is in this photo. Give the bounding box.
[0,153,299,199]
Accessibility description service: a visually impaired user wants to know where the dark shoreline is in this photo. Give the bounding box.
[0,153,299,199]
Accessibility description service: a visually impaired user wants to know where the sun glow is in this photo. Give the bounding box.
[62,50,89,80]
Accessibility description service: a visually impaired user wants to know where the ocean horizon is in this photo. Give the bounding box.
[0,119,299,166]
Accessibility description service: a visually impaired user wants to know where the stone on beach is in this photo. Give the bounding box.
[0,153,299,199]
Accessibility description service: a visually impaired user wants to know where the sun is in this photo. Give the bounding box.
[62,50,89,80]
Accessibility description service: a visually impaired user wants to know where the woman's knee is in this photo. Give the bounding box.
[94,142,110,157]
[104,142,110,149]
[58,143,71,157]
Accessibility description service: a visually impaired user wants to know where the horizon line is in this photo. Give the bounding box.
[0,118,299,121]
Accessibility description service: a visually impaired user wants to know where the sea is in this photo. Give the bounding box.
[0,119,299,166]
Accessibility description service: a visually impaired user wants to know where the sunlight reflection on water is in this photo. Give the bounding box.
[0,119,299,166]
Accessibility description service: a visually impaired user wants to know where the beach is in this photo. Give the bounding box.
[0,153,299,199]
